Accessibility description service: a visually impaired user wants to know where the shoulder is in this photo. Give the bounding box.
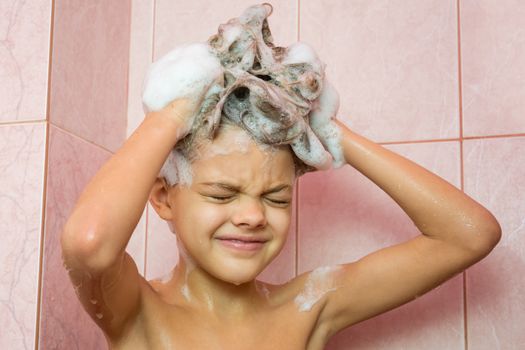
[258,265,349,347]
[264,265,346,309]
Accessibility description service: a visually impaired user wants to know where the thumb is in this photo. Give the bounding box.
[310,79,340,130]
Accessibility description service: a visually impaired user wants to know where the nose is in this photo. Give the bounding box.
[231,196,267,229]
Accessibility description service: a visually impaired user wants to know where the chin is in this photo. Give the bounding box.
[213,265,263,286]
[223,272,258,286]
[228,278,252,286]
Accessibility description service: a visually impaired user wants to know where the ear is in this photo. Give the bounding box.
[149,177,174,221]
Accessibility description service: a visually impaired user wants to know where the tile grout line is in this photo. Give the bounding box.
[1,120,115,155]
[381,137,461,145]
[2,118,522,143]
[34,116,49,350]
[463,133,525,140]
[456,1,468,349]
[378,132,525,146]
[49,123,115,154]
[144,0,157,281]
[295,0,300,278]
[297,0,301,42]
[34,0,56,348]
[0,119,47,126]
[152,0,157,62]
[123,0,132,141]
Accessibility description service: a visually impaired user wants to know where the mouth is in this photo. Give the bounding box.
[214,236,268,252]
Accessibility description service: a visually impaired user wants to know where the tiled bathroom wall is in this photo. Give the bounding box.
[38,1,133,348]
[0,0,51,348]
[1,0,523,349]
[0,0,133,348]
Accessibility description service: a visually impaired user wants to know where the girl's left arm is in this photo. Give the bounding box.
[318,120,501,336]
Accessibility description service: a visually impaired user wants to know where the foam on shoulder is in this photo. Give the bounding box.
[294,265,343,312]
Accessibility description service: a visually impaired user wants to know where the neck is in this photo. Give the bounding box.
[167,257,267,320]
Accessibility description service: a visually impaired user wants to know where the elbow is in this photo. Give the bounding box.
[483,217,502,252]
[467,212,502,260]
[60,220,117,274]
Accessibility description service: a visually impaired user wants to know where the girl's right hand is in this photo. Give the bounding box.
[142,43,224,139]
[309,79,346,168]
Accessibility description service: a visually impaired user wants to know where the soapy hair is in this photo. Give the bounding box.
[149,3,346,185]
[160,115,308,187]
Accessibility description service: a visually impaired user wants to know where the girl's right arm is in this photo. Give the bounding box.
[60,100,191,338]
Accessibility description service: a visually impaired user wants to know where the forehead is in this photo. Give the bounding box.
[190,127,296,189]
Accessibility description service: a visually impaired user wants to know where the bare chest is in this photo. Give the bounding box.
[113,298,328,350]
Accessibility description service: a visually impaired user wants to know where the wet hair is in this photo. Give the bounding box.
[160,113,309,187]
[153,3,343,185]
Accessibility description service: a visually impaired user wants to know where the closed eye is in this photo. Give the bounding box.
[207,195,235,202]
[265,198,291,206]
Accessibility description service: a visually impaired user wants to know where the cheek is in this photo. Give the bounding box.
[200,206,228,226]
[191,203,231,230]
[268,208,292,235]
[172,195,228,236]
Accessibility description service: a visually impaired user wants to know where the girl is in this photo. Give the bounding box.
[61,4,500,349]
[61,96,500,349]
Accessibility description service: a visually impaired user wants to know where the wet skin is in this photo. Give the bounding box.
[61,104,500,349]
[112,127,334,349]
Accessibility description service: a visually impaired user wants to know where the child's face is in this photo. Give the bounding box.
[167,127,296,285]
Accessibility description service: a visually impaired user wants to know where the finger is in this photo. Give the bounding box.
[291,126,333,170]
[310,79,340,129]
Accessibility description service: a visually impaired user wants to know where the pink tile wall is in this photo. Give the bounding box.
[39,126,109,349]
[153,0,297,59]
[0,0,50,348]
[127,0,154,136]
[36,0,135,348]
[464,137,525,349]
[0,0,51,122]
[300,0,460,143]
[460,0,525,137]
[49,0,131,152]
[0,123,46,349]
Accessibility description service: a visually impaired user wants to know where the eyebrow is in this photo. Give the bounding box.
[199,182,240,192]
[263,184,292,195]
[199,182,292,195]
